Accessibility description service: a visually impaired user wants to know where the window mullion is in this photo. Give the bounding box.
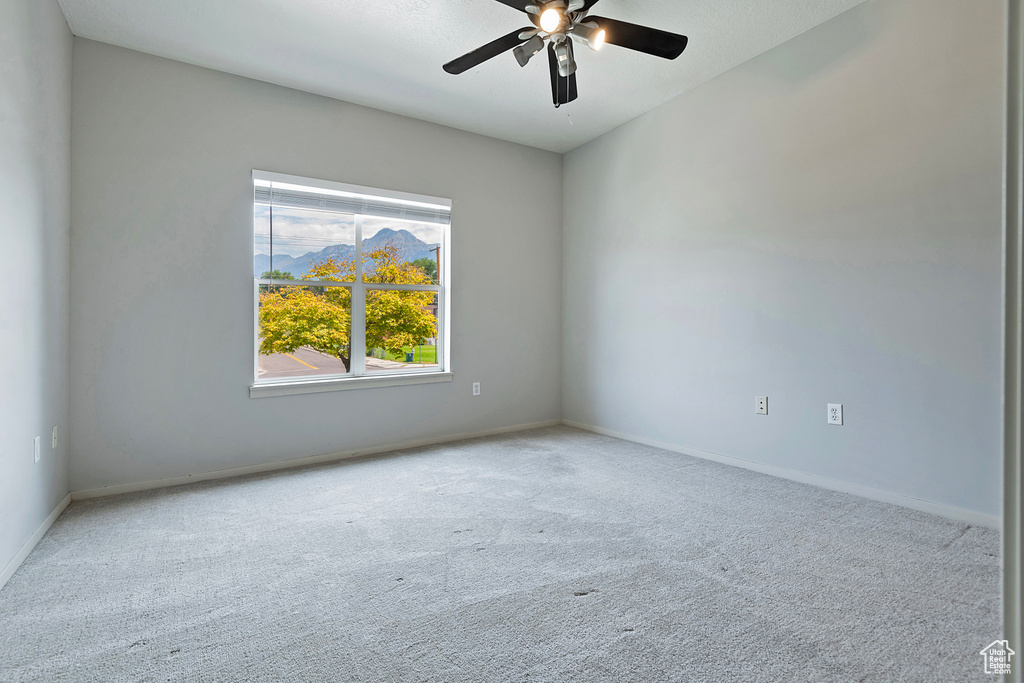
[351,215,366,376]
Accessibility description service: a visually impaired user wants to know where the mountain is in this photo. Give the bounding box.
[254,228,439,279]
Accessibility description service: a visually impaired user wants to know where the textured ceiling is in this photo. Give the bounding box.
[56,0,868,153]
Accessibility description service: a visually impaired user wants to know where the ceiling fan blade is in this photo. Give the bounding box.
[443,27,535,74]
[581,0,601,10]
[586,16,688,59]
[547,42,579,107]
[492,0,532,11]
[565,40,578,103]
[566,71,578,104]
[547,43,559,105]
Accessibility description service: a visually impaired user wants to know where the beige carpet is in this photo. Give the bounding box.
[0,426,1001,681]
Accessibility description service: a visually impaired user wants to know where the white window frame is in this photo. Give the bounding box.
[250,170,452,398]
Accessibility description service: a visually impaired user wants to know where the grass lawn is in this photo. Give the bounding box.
[376,345,437,364]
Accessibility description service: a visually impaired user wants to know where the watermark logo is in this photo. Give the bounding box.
[980,640,1015,675]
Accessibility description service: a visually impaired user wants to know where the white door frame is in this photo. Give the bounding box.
[1004,0,1022,675]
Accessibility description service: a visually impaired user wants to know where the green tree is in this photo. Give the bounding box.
[258,243,436,372]
[410,257,437,284]
[260,269,294,280]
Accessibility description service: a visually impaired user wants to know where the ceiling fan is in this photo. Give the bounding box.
[443,0,688,108]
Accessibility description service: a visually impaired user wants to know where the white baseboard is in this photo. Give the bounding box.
[0,493,72,593]
[72,419,562,501]
[563,420,1001,529]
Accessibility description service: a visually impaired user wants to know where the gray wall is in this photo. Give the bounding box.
[562,0,1005,517]
[0,0,72,571]
[69,40,563,491]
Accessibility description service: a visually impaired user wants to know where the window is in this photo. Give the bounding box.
[251,171,450,397]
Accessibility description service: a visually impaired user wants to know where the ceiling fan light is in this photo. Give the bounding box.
[513,34,546,67]
[553,40,576,77]
[572,22,606,51]
[539,8,563,33]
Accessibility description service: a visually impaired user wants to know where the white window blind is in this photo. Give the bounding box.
[253,174,451,226]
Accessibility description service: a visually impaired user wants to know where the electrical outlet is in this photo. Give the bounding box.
[34,436,41,463]
[755,396,768,415]
[828,403,843,425]
[472,382,481,396]
[52,426,57,450]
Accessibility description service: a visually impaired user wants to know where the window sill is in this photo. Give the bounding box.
[250,372,453,398]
